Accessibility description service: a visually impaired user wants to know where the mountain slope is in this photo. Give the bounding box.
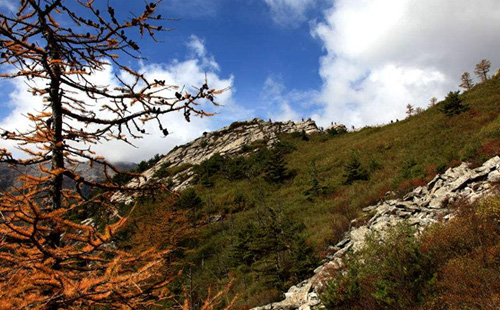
[121,74,500,308]
[252,155,500,310]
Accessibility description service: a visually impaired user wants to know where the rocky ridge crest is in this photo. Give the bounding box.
[113,119,319,202]
[252,156,500,310]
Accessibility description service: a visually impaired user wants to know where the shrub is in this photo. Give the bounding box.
[200,139,209,148]
[231,206,318,290]
[327,125,348,136]
[321,223,436,310]
[240,143,252,152]
[321,196,500,310]
[419,197,500,310]
[401,158,425,180]
[193,153,225,187]
[153,162,192,179]
[176,188,203,210]
[304,161,328,201]
[435,163,447,174]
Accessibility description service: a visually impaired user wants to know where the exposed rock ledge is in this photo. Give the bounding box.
[113,119,319,203]
[251,156,500,310]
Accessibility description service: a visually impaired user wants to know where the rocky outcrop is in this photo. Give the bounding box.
[113,119,319,202]
[252,156,500,310]
[155,118,318,169]
[324,123,347,134]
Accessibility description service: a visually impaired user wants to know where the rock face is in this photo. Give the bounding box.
[113,119,319,202]
[251,156,500,310]
[153,118,318,169]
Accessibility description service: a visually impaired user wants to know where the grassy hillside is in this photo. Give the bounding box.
[121,75,500,309]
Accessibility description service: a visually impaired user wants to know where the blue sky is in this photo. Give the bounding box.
[1,0,500,162]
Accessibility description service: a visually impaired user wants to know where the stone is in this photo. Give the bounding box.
[488,170,500,183]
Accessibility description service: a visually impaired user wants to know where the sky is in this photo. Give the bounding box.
[1,0,500,162]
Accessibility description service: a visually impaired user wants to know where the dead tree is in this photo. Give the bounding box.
[429,97,438,107]
[474,59,491,83]
[406,104,414,118]
[459,72,474,90]
[0,0,228,309]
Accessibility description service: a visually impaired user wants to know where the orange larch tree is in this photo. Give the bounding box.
[459,72,474,91]
[0,0,225,309]
[474,59,491,83]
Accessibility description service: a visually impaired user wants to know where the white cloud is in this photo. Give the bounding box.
[261,74,318,122]
[186,35,220,71]
[262,75,299,121]
[311,0,500,127]
[263,0,315,26]
[0,36,237,163]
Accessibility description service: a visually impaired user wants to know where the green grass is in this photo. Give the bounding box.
[126,75,500,308]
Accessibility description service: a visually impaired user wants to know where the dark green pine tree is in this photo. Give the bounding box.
[343,155,369,185]
[230,206,318,289]
[440,91,469,117]
[176,188,203,210]
[264,150,291,183]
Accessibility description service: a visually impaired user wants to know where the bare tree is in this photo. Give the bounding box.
[474,59,491,83]
[429,97,438,107]
[459,72,475,90]
[0,0,228,308]
[406,104,414,118]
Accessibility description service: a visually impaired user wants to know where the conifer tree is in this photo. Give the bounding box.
[406,104,414,118]
[343,155,369,185]
[459,72,474,90]
[440,91,468,117]
[264,150,290,183]
[0,1,226,308]
[429,97,438,107]
[474,59,491,83]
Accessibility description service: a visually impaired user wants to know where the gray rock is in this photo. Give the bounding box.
[488,170,500,183]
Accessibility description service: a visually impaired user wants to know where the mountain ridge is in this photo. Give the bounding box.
[113,118,323,202]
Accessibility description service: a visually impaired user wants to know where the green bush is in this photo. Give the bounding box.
[153,162,191,179]
[401,159,424,180]
[326,126,348,136]
[303,160,327,201]
[321,223,435,310]
[176,188,203,210]
[231,206,318,290]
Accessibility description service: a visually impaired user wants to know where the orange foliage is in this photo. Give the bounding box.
[0,179,177,309]
[419,197,500,310]
[0,1,230,309]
